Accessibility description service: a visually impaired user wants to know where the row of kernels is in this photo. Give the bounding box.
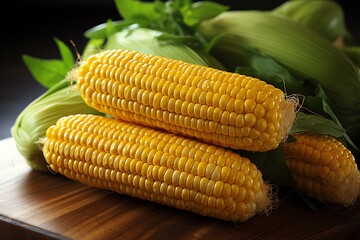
[47,115,268,186]
[114,109,275,151]
[49,151,248,206]
[83,62,279,113]
[46,153,261,221]
[107,150,249,198]
[103,95,277,143]
[91,49,282,105]
[46,134,250,190]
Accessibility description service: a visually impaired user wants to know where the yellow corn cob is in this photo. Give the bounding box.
[42,114,275,222]
[75,49,296,152]
[283,133,360,206]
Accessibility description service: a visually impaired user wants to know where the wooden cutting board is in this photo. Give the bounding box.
[1,137,359,240]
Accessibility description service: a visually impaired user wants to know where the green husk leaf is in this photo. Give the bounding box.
[156,32,204,49]
[316,86,360,152]
[291,112,346,137]
[343,46,360,68]
[11,79,102,172]
[271,0,350,42]
[234,46,314,95]
[104,27,224,69]
[302,95,328,117]
[203,31,228,53]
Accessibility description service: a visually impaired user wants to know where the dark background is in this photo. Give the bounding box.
[1,0,358,140]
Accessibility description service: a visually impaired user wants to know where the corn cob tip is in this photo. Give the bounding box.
[228,180,278,223]
[279,95,298,143]
[256,182,279,217]
[308,169,360,207]
[66,67,80,84]
[326,169,360,207]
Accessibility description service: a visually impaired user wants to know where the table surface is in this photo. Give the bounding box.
[1,137,359,240]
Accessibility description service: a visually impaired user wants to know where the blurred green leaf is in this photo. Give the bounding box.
[22,38,75,88]
[292,112,345,137]
[183,1,229,26]
[22,55,68,89]
[53,37,75,69]
[84,20,132,39]
[115,0,165,23]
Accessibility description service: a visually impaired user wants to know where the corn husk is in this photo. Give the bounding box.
[197,11,360,134]
[271,0,351,43]
[11,79,101,172]
[104,27,224,69]
[344,46,360,68]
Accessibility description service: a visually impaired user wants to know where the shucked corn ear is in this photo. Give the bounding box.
[74,49,296,152]
[283,133,360,206]
[42,114,274,222]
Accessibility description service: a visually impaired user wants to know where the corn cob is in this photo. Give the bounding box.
[42,114,274,222]
[75,49,296,152]
[283,133,360,206]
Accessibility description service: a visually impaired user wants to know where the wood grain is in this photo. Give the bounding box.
[1,138,359,240]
